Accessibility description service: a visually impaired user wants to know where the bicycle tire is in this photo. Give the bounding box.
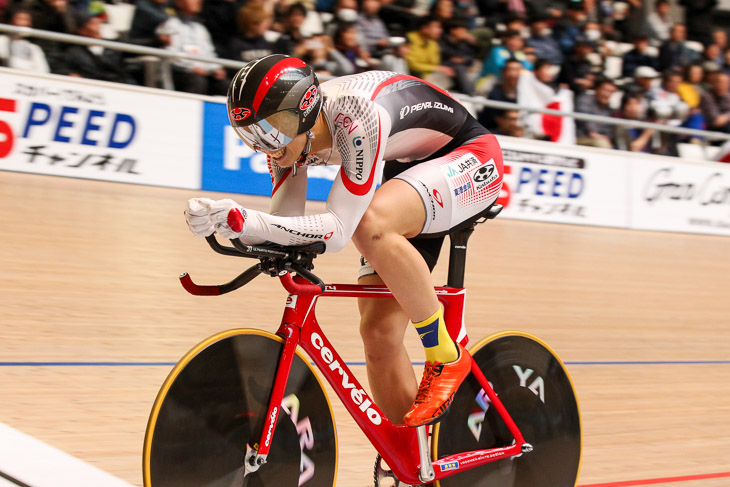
[431,331,581,487]
[143,328,338,487]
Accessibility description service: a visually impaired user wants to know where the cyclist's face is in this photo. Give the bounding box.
[254,131,308,168]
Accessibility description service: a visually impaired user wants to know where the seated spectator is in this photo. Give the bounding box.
[28,0,76,73]
[156,0,227,95]
[622,35,660,78]
[614,0,645,42]
[533,57,558,88]
[680,0,718,46]
[648,70,689,125]
[493,109,524,137]
[202,0,241,56]
[678,63,705,109]
[525,13,563,66]
[334,21,376,72]
[0,6,50,73]
[299,34,354,76]
[440,18,477,95]
[702,43,724,71]
[646,0,673,45]
[273,3,308,56]
[226,3,274,63]
[625,65,659,110]
[700,71,730,133]
[405,16,454,86]
[356,0,390,58]
[129,0,174,47]
[615,92,654,153]
[478,58,521,130]
[553,0,586,55]
[65,12,136,84]
[558,35,596,95]
[380,37,410,74]
[659,24,700,72]
[430,0,455,24]
[713,29,728,52]
[481,29,533,78]
[575,77,617,149]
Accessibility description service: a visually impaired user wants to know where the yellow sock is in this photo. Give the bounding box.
[413,307,458,364]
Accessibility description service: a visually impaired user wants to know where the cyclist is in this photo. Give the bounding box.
[185,54,504,427]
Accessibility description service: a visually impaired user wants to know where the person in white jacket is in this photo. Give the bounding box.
[0,7,50,73]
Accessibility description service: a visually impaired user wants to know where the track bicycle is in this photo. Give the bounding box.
[143,203,581,487]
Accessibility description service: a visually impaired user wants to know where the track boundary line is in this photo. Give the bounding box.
[579,471,730,487]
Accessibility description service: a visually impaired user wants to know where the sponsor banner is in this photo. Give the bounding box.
[496,138,629,228]
[629,158,730,235]
[201,101,337,200]
[0,69,201,188]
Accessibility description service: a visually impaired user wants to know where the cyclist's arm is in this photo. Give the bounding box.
[236,101,391,252]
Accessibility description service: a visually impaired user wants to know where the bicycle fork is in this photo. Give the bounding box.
[245,325,301,473]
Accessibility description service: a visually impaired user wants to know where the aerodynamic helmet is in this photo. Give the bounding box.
[227,54,322,151]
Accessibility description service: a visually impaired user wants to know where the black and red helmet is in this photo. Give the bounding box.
[227,54,322,151]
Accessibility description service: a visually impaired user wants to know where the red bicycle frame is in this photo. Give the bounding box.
[251,274,529,485]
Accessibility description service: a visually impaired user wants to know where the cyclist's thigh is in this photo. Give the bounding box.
[394,133,504,235]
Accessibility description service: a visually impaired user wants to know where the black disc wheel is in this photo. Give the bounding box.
[431,332,581,487]
[143,329,338,487]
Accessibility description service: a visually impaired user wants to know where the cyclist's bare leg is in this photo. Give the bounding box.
[352,179,440,323]
[358,273,418,423]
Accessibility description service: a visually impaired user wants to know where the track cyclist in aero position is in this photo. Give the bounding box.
[185,54,504,427]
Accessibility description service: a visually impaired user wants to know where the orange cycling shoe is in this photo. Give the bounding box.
[403,343,471,427]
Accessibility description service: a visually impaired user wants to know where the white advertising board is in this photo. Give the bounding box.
[629,158,730,236]
[496,137,630,228]
[0,69,202,189]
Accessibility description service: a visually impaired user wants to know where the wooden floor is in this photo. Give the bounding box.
[1,170,729,486]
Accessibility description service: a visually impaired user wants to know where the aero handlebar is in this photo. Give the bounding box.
[180,236,326,296]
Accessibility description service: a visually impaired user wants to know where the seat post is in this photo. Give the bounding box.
[446,226,475,288]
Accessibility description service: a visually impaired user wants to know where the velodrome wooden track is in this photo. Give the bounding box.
[1,170,729,486]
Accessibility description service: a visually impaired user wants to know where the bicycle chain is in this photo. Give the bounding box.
[373,454,427,487]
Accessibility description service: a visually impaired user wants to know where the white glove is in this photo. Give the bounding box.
[185,198,247,239]
[185,197,216,237]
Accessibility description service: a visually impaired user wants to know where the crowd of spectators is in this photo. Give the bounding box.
[1,0,730,156]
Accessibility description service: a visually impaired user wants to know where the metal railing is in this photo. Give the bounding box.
[3,23,730,147]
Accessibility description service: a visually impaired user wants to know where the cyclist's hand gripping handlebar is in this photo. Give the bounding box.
[180,235,326,296]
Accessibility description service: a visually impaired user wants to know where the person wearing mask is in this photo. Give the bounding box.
[525,13,563,66]
[575,77,617,148]
[0,6,50,73]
